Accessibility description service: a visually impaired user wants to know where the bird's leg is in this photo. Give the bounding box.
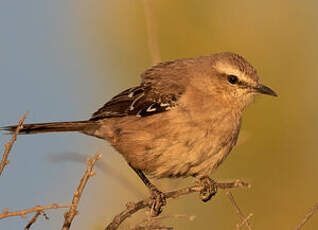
[199,176,218,202]
[129,165,166,216]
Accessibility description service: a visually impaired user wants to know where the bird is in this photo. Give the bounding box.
[1,52,277,215]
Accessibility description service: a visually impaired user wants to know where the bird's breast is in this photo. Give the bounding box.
[110,108,241,179]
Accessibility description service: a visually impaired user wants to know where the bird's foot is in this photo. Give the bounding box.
[199,177,218,202]
[149,188,166,216]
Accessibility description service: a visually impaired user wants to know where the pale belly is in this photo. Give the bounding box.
[110,115,240,179]
[83,107,241,179]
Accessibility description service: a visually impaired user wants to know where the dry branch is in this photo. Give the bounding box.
[236,213,253,230]
[0,204,71,220]
[225,191,252,230]
[105,179,250,230]
[294,202,318,230]
[24,210,48,230]
[61,152,102,230]
[24,211,41,230]
[0,111,28,176]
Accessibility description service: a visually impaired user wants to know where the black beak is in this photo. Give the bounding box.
[254,84,278,97]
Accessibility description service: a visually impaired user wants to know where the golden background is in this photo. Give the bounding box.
[1,1,317,229]
[69,1,318,229]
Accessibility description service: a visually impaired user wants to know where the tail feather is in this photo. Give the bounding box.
[0,120,96,135]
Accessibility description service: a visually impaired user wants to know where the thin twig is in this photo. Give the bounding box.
[236,213,253,230]
[61,152,102,230]
[24,211,41,230]
[105,180,250,230]
[226,191,252,230]
[293,202,318,230]
[24,210,48,230]
[142,0,161,64]
[0,111,28,176]
[0,204,71,220]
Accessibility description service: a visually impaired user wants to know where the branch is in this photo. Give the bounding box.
[105,179,250,230]
[0,204,71,220]
[0,111,28,176]
[236,213,253,230]
[294,202,318,230]
[24,210,48,230]
[61,152,102,230]
[225,190,252,230]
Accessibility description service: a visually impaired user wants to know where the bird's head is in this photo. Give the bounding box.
[189,52,277,111]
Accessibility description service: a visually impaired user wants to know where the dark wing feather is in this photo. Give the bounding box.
[90,85,183,120]
[91,59,188,120]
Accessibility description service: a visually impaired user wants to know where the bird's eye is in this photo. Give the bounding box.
[227,75,238,84]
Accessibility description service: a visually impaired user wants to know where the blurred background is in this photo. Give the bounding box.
[0,0,318,229]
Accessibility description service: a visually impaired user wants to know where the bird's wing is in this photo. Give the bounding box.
[90,84,184,120]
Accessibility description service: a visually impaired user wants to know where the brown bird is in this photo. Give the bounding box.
[1,52,277,215]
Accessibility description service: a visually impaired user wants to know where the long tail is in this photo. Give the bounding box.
[0,120,96,135]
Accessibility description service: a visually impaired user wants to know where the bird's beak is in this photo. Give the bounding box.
[254,84,278,97]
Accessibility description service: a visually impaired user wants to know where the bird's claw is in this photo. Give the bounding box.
[199,177,217,202]
[149,189,166,216]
